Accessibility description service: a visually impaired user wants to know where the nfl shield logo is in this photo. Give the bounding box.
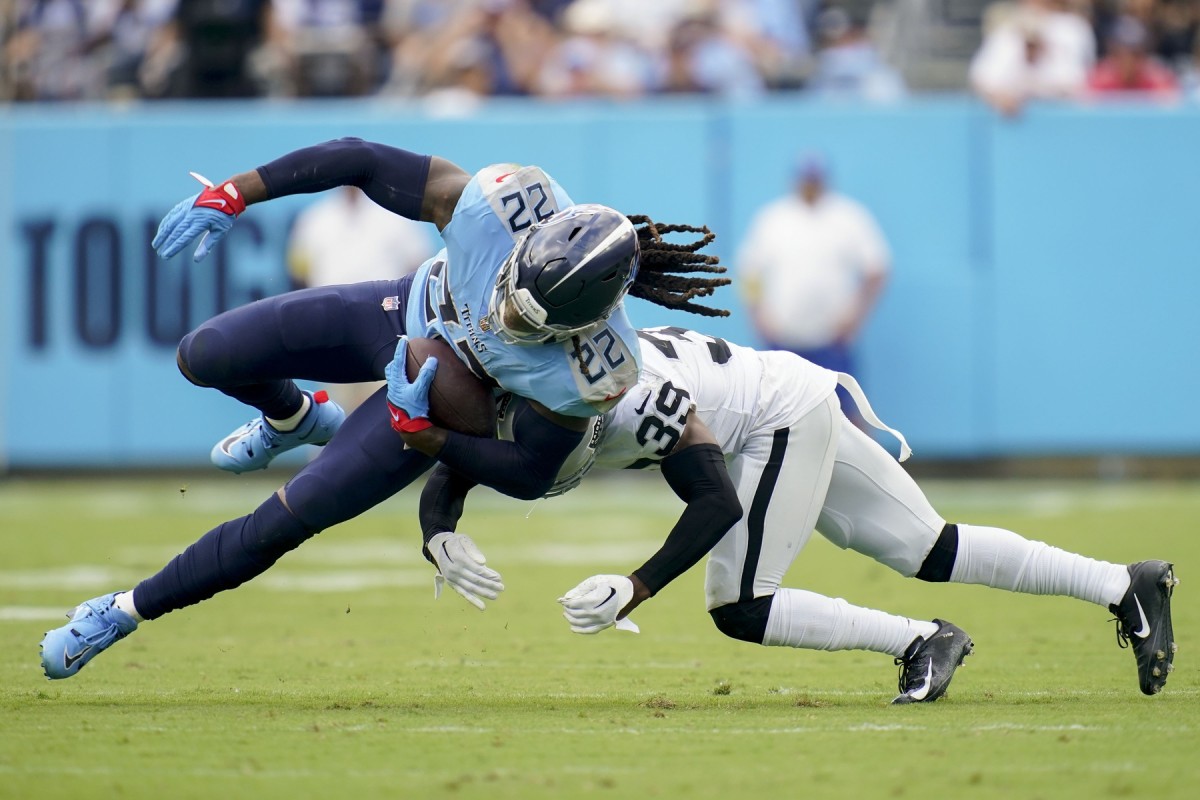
[381,296,401,311]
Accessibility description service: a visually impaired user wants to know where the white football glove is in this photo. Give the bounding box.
[557,574,640,634]
[427,531,504,611]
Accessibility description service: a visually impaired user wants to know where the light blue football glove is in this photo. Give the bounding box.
[152,172,245,262]
[384,338,438,433]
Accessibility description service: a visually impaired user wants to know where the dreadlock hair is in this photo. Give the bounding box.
[570,215,730,378]
[626,214,730,318]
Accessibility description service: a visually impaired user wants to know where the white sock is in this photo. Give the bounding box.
[266,393,312,432]
[763,588,939,658]
[113,590,145,623]
[951,524,1130,607]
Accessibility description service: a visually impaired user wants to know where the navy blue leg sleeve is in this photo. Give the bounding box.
[134,493,313,620]
[176,277,412,419]
[133,390,434,619]
[282,389,434,530]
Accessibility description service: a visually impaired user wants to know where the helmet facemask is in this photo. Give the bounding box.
[487,246,558,345]
[486,205,639,346]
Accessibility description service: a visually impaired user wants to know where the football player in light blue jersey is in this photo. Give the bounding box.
[404,164,643,418]
[39,138,730,680]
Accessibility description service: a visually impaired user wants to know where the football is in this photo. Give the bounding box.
[405,337,495,437]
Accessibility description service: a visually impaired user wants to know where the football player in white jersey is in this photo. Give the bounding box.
[421,326,1177,702]
[39,139,731,680]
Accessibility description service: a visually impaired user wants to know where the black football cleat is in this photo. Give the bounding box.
[1111,560,1178,695]
[892,619,974,705]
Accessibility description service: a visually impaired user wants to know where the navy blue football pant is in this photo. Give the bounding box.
[134,277,434,620]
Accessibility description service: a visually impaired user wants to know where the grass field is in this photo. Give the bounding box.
[1,473,1196,799]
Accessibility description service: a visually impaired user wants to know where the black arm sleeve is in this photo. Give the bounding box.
[434,401,585,501]
[419,463,477,540]
[417,464,478,564]
[256,137,432,220]
[631,443,743,596]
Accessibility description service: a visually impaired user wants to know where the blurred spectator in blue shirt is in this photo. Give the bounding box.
[663,7,765,96]
[5,0,95,100]
[720,0,818,89]
[260,0,385,96]
[808,5,906,101]
[384,0,552,98]
[88,0,177,99]
[534,0,659,98]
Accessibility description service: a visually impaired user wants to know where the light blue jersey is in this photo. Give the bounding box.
[405,164,641,417]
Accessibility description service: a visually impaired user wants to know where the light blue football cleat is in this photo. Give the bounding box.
[211,390,345,473]
[40,592,138,680]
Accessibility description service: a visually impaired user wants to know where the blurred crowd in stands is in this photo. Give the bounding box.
[970,0,1196,113]
[1,0,1198,108]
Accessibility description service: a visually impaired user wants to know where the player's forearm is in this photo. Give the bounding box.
[619,574,653,618]
[631,444,742,596]
[418,464,478,566]
[401,410,584,501]
[248,137,438,222]
[418,463,477,540]
[433,430,580,500]
[218,169,270,206]
[631,487,743,595]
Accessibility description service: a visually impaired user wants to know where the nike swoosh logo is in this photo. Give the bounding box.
[495,171,517,183]
[602,387,628,402]
[218,433,241,457]
[594,587,617,609]
[634,393,650,414]
[63,645,92,670]
[1133,595,1151,638]
[907,661,935,701]
[388,406,405,425]
[198,198,227,209]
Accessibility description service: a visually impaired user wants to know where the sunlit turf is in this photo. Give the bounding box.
[1,474,1196,799]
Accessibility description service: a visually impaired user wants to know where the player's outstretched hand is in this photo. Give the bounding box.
[427,531,504,611]
[558,575,639,634]
[152,172,246,262]
[385,337,438,433]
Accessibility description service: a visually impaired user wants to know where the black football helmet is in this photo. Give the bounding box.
[488,204,639,344]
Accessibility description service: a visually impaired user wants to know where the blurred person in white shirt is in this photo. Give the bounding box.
[736,152,890,430]
[970,0,1096,116]
[287,186,438,412]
